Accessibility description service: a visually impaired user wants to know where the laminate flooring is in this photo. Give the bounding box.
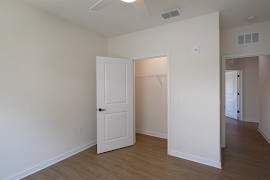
[24,118,270,180]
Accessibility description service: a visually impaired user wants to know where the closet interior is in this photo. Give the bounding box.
[135,57,168,139]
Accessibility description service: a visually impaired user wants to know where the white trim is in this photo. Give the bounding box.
[133,61,136,145]
[221,51,270,148]
[238,70,243,121]
[242,119,259,123]
[222,51,270,60]
[258,128,270,144]
[169,150,222,169]
[167,53,171,154]
[136,130,167,139]
[132,53,169,61]
[132,52,171,154]
[4,141,97,180]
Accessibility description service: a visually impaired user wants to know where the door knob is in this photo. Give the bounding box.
[98,108,106,111]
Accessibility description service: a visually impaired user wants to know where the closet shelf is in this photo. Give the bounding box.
[135,74,167,87]
[135,74,167,78]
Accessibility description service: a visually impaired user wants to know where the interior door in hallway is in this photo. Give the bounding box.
[225,71,238,120]
[96,56,134,154]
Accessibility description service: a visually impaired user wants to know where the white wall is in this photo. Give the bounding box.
[108,12,221,168]
[221,21,270,56]
[135,57,167,138]
[0,1,107,179]
[226,57,260,122]
[259,55,270,143]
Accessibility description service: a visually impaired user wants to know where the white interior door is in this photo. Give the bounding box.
[96,56,134,154]
[225,71,238,119]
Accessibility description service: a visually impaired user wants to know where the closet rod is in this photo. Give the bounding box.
[135,74,167,78]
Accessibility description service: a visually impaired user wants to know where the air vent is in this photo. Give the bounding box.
[252,33,259,43]
[238,32,260,45]
[245,34,251,44]
[170,9,180,17]
[238,35,244,45]
[161,12,171,19]
[161,8,181,19]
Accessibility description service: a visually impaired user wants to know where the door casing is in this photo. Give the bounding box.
[221,51,270,148]
[132,53,171,154]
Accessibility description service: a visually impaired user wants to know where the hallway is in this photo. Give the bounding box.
[221,117,270,179]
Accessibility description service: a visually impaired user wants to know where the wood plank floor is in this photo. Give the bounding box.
[24,118,270,180]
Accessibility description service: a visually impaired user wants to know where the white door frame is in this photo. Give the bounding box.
[221,51,270,148]
[132,53,171,154]
[237,70,243,121]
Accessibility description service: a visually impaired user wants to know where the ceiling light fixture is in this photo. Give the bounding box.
[121,0,136,3]
[247,16,256,21]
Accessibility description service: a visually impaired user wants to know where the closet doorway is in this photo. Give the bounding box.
[133,54,170,151]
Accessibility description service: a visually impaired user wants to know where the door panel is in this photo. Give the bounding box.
[105,112,127,141]
[105,63,127,104]
[96,56,134,154]
[225,99,234,113]
[225,71,238,119]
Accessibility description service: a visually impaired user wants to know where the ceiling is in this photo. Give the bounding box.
[20,0,270,38]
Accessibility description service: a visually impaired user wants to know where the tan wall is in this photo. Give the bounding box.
[259,55,270,142]
[108,12,221,166]
[0,1,107,179]
[135,57,167,137]
[135,57,167,76]
[226,57,260,122]
[221,21,270,56]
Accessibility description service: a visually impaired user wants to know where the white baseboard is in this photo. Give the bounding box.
[4,140,97,180]
[242,119,259,123]
[258,128,270,144]
[169,150,222,169]
[136,129,167,139]
[221,142,225,148]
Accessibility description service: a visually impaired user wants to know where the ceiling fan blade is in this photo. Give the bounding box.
[132,0,152,19]
[90,0,117,11]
